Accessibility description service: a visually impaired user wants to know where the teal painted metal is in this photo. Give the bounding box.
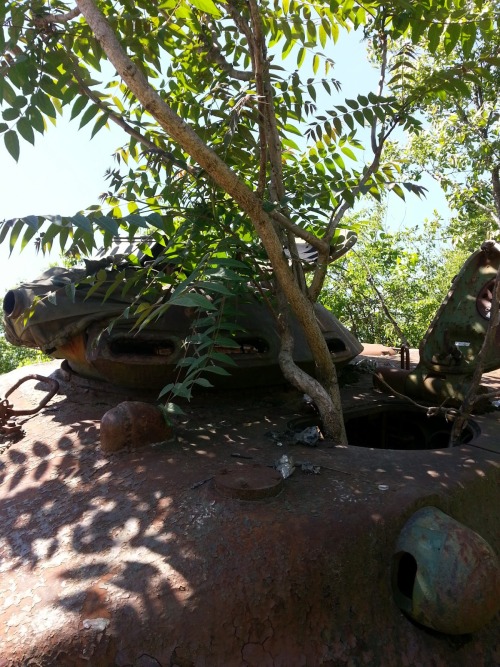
[419,240,500,376]
[392,506,500,635]
[377,240,500,405]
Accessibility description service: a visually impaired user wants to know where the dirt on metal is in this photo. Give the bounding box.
[0,350,499,666]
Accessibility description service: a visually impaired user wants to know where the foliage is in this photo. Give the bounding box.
[0,321,49,375]
[384,9,500,251]
[322,209,469,347]
[0,0,498,441]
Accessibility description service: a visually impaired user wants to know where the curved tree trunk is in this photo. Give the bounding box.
[75,0,348,444]
[276,290,347,444]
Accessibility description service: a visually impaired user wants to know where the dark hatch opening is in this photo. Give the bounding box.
[109,338,176,357]
[289,404,479,450]
[344,406,478,450]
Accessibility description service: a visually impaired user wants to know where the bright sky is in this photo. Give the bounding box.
[0,116,122,294]
[0,29,449,297]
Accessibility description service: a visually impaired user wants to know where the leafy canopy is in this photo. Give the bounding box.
[2,0,496,261]
[0,0,498,437]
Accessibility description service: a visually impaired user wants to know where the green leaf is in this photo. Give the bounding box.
[202,365,231,376]
[163,402,186,416]
[213,335,241,348]
[319,25,327,49]
[34,92,57,119]
[411,19,427,45]
[284,123,302,136]
[39,76,65,100]
[79,104,100,129]
[70,95,90,120]
[169,292,217,310]
[390,183,405,200]
[17,117,35,145]
[341,146,357,160]
[14,95,27,109]
[29,106,46,134]
[0,220,12,246]
[91,112,109,138]
[193,377,214,388]
[353,110,365,126]
[343,114,354,131]
[2,107,20,121]
[23,215,40,230]
[427,23,443,53]
[444,23,461,55]
[4,130,20,161]
[307,83,317,102]
[461,23,476,59]
[171,383,192,399]
[96,216,120,236]
[282,39,294,59]
[189,0,222,18]
[297,47,306,69]
[197,281,233,295]
[20,225,37,251]
[362,107,374,124]
[72,214,93,233]
[8,219,24,254]
[332,153,346,170]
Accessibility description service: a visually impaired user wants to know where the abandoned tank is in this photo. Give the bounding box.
[0,242,499,666]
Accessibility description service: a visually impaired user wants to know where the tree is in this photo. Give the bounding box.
[322,208,469,348]
[0,320,48,374]
[385,13,500,251]
[0,1,497,443]
[382,14,500,443]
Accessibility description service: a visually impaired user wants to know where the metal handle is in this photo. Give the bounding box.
[4,374,60,416]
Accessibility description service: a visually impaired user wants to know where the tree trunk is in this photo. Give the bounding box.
[76,0,348,444]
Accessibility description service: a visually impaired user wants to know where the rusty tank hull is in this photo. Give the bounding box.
[2,266,362,391]
[0,356,499,666]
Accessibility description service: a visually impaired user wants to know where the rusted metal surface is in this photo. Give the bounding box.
[214,463,284,500]
[0,360,499,666]
[3,267,362,391]
[100,401,173,453]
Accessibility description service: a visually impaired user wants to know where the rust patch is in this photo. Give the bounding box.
[214,463,284,500]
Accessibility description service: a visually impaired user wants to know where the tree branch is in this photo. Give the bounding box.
[372,24,388,154]
[269,210,328,251]
[226,2,253,47]
[73,0,335,380]
[276,289,347,445]
[356,249,410,347]
[33,7,81,28]
[248,0,308,293]
[308,27,401,302]
[245,0,269,203]
[200,21,252,81]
